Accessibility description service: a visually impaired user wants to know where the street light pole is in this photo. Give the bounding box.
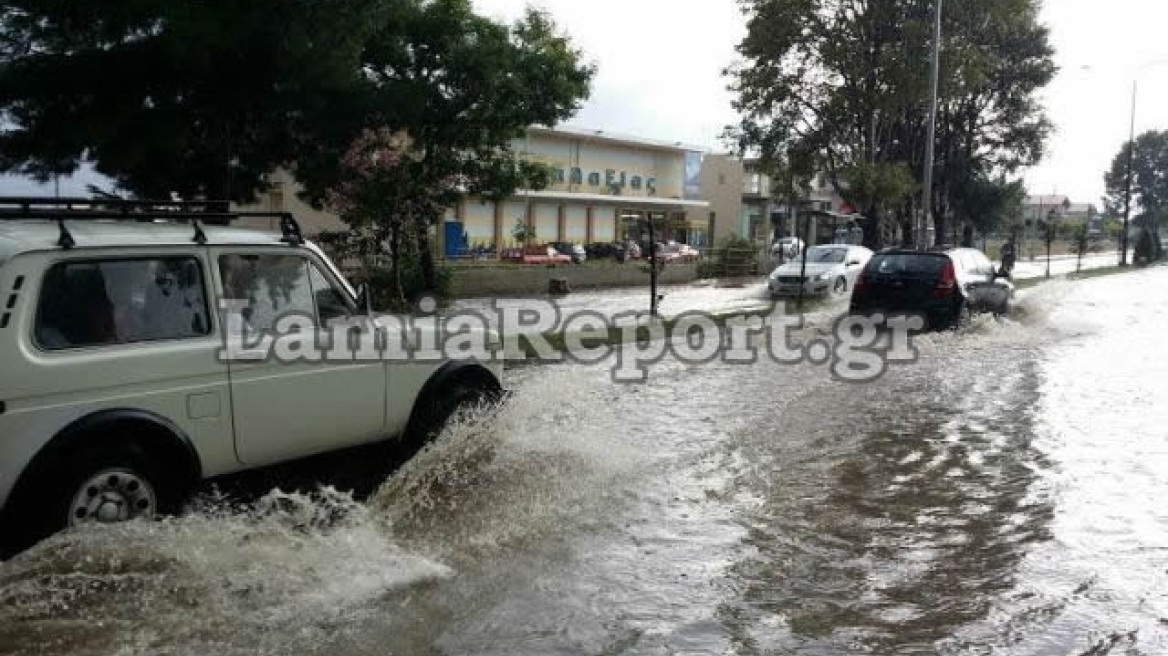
[1121,80,1137,267]
[920,0,943,250]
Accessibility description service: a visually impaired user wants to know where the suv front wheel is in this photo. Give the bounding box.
[409,381,502,452]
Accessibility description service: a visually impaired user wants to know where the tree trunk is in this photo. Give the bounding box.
[415,219,438,294]
[961,224,974,247]
[389,223,406,310]
[861,211,881,250]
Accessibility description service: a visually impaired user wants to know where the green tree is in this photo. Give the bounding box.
[0,0,593,292]
[307,3,590,289]
[0,0,378,201]
[1105,130,1168,259]
[950,174,1026,246]
[726,0,1055,249]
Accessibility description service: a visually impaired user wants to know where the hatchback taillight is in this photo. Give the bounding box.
[934,260,957,298]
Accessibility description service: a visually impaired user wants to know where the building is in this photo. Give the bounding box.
[686,154,743,247]
[238,126,710,259]
[743,162,851,244]
[1023,195,1097,227]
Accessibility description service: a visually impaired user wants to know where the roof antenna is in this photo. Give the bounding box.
[279,213,304,246]
[191,217,208,245]
[56,219,75,249]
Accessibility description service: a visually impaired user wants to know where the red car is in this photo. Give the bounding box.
[501,245,573,266]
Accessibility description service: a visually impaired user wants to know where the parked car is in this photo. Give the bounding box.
[660,241,701,263]
[613,240,642,263]
[550,241,587,264]
[771,237,805,260]
[768,244,873,298]
[849,247,1014,330]
[585,242,621,261]
[501,245,573,266]
[0,198,504,556]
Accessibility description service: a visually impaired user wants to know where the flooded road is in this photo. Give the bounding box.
[449,250,1124,323]
[2,267,1167,655]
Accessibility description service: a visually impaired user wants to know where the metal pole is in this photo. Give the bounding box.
[920,0,943,250]
[798,212,810,311]
[648,212,659,317]
[1121,80,1137,267]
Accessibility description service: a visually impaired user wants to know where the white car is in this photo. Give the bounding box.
[771,237,805,260]
[768,244,873,298]
[0,199,502,556]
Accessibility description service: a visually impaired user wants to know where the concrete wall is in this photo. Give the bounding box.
[516,132,688,199]
[449,262,700,298]
[687,154,744,246]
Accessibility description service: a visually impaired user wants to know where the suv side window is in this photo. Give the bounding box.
[219,253,315,333]
[36,257,210,350]
[308,263,353,327]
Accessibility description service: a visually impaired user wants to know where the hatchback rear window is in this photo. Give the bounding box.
[36,257,210,350]
[868,254,946,276]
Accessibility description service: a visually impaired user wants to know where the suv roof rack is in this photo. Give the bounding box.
[0,197,304,249]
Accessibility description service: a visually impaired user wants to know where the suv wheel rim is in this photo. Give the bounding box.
[69,469,157,526]
[834,278,847,294]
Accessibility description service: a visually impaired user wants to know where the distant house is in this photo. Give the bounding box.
[1023,195,1096,227]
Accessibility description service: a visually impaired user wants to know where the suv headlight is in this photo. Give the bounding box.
[815,273,829,282]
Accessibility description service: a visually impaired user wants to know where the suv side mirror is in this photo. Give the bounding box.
[355,282,373,315]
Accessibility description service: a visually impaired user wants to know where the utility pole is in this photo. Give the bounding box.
[1121,80,1137,267]
[797,211,811,311]
[920,0,943,250]
[648,213,659,317]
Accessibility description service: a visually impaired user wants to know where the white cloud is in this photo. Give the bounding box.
[474,0,744,149]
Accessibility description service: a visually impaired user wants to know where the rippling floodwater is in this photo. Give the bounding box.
[2,268,1167,656]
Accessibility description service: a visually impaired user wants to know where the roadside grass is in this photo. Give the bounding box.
[1013,262,1157,289]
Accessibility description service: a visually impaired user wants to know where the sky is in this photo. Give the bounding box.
[6,0,1167,207]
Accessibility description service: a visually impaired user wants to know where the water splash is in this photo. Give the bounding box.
[0,486,448,655]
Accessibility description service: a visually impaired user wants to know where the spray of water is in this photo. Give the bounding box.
[373,367,647,561]
[0,367,643,655]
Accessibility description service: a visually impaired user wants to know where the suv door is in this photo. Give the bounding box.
[213,248,386,466]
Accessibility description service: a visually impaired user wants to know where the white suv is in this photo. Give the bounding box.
[0,198,502,556]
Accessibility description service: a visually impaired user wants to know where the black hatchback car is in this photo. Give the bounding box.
[849,248,1013,330]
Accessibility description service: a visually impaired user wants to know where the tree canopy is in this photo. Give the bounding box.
[0,0,594,205]
[1105,130,1168,230]
[726,0,1055,248]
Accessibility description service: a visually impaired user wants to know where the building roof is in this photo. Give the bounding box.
[517,188,708,209]
[0,220,288,263]
[1023,195,1095,215]
[1024,195,1069,207]
[528,125,707,154]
